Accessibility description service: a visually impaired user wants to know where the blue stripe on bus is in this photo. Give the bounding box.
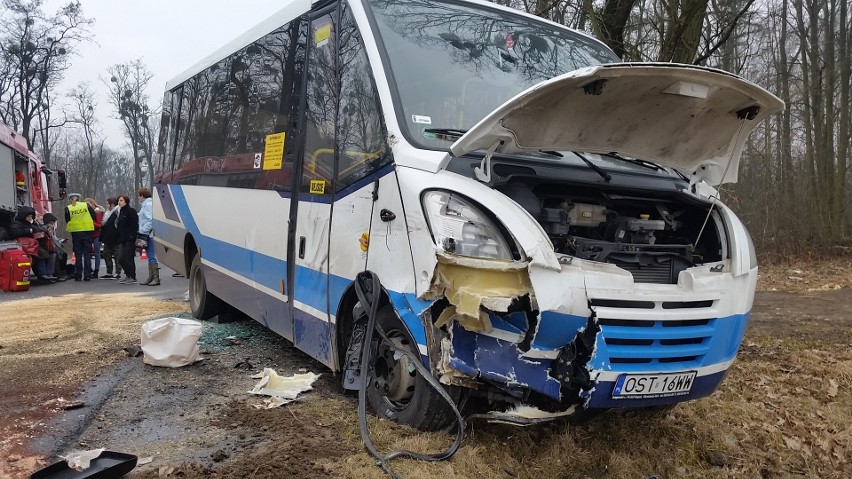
[333,163,395,200]
[167,185,352,318]
[291,164,396,204]
[153,219,186,251]
[154,185,182,222]
[265,162,395,202]
[387,291,429,347]
[293,307,333,364]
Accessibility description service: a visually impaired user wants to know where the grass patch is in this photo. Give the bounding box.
[299,333,852,479]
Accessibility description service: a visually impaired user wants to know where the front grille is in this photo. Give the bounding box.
[590,299,655,309]
[611,260,674,284]
[663,300,714,309]
[599,317,716,367]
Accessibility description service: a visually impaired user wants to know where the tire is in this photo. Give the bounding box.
[366,307,460,431]
[189,253,223,320]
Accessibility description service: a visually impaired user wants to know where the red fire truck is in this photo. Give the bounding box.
[0,123,66,291]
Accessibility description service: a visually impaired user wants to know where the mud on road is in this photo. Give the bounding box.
[0,261,850,479]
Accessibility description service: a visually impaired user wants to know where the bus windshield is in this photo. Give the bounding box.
[365,0,618,151]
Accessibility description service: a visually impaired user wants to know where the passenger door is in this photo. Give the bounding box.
[288,5,338,364]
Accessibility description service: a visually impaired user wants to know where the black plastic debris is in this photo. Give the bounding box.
[30,451,137,479]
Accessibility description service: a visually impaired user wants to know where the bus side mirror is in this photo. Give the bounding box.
[57,169,67,189]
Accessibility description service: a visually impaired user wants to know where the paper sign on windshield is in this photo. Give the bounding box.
[263,132,285,170]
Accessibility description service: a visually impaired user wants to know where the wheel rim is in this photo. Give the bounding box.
[373,328,417,410]
[190,265,204,312]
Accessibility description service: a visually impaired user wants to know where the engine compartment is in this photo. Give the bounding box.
[498,181,725,284]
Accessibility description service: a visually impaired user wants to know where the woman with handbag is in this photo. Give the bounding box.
[8,206,56,284]
[116,195,139,284]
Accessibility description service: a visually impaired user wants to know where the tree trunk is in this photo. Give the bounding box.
[658,0,711,63]
[595,0,638,59]
[836,0,850,237]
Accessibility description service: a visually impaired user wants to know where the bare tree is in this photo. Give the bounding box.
[0,0,92,147]
[105,59,158,190]
[67,83,106,197]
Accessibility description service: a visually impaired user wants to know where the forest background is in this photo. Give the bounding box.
[0,0,849,256]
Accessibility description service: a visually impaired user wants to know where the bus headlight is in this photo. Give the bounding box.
[421,190,513,260]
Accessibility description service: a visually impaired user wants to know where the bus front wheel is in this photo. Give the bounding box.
[366,307,459,431]
[189,253,223,320]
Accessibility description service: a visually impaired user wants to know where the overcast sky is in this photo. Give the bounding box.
[43,0,288,149]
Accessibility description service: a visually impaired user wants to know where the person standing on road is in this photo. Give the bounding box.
[137,187,160,286]
[42,212,70,281]
[99,197,122,280]
[64,193,96,282]
[116,195,139,284]
[85,198,104,279]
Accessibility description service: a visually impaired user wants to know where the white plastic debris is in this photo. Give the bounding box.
[60,448,104,471]
[140,317,203,367]
[248,368,320,408]
[183,290,190,302]
[503,404,575,419]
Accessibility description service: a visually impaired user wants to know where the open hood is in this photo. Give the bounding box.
[450,63,784,185]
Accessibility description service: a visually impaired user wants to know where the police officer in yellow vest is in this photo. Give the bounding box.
[64,193,97,281]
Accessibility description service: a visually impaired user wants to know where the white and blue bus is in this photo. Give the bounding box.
[153,0,782,430]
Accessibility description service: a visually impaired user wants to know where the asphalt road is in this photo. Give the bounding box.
[0,256,188,302]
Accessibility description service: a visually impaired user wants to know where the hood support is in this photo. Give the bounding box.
[473,141,501,183]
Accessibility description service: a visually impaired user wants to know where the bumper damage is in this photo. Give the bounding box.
[417,254,601,417]
[408,254,747,422]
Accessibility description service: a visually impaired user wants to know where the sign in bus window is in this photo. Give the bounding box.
[263,132,285,170]
[309,180,326,194]
[314,22,331,47]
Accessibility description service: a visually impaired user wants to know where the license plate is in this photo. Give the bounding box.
[612,371,697,399]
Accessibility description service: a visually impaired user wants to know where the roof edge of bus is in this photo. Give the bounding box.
[163,0,615,93]
[164,0,314,92]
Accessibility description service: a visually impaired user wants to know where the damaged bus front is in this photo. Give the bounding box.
[360,0,783,428]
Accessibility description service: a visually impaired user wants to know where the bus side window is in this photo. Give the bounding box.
[336,3,390,192]
[176,77,203,174]
[170,58,232,186]
[227,22,304,192]
[300,13,337,194]
[169,85,183,175]
[195,58,230,160]
[157,90,173,174]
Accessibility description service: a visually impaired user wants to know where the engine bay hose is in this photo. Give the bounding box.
[354,271,466,478]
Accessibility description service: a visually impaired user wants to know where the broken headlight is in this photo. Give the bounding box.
[422,190,513,260]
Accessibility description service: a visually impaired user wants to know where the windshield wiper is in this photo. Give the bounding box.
[605,152,690,181]
[423,128,468,140]
[604,152,662,171]
[574,152,612,183]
